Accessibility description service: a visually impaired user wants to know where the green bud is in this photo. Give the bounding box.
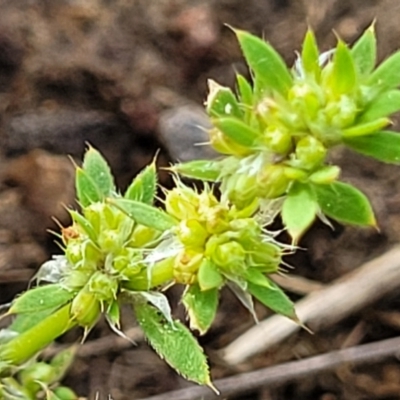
[88,272,118,302]
[248,241,281,271]
[294,136,326,169]
[229,218,261,244]
[208,127,252,156]
[256,164,290,199]
[52,386,78,400]
[205,206,230,234]
[65,240,84,266]
[225,173,258,210]
[19,361,55,395]
[63,268,93,290]
[177,219,209,249]
[283,166,308,181]
[173,250,203,284]
[129,224,160,247]
[263,127,293,155]
[309,165,340,184]
[70,288,101,328]
[210,241,246,275]
[97,229,124,254]
[165,187,199,220]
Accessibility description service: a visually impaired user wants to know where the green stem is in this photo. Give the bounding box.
[0,304,76,366]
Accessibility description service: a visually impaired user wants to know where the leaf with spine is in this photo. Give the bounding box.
[182,284,218,335]
[357,90,400,123]
[198,258,224,291]
[172,160,220,182]
[108,198,177,231]
[75,168,103,207]
[282,182,318,243]
[9,284,75,315]
[301,29,320,78]
[212,117,259,147]
[138,291,173,324]
[344,130,400,164]
[124,161,157,205]
[233,28,293,97]
[313,181,376,226]
[351,24,376,77]
[247,278,298,321]
[69,210,98,243]
[341,117,389,138]
[368,51,400,93]
[326,40,356,96]
[236,74,253,123]
[134,301,214,388]
[206,80,243,119]
[82,146,115,198]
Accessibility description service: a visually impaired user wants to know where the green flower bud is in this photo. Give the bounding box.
[165,187,199,220]
[70,288,101,328]
[225,173,258,210]
[97,229,124,254]
[63,268,93,290]
[177,219,209,249]
[88,272,118,302]
[173,250,203,284]
[83,202,106,233]
[309,165,340,184]
[289,82,322,120]
[326,95,357,127]
[209,127,252,156]
[211,241,246,275]
[283,166,308,181]
[294,136,326,170]
[256,164,290,199]
[129,224,160,248]
[19,361,55,395]
[248,241,281,271]
[205,206,230,234]
[229,218,261,244]
[263,127,293,155]
[65,240,84,266]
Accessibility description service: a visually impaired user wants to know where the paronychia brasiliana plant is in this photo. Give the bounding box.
[1,24,400,397]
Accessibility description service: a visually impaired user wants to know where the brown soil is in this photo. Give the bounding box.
[1,1,400,399]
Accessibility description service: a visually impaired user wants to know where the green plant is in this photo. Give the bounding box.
[1,24,400,397]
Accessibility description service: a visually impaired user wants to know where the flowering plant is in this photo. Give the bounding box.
[1,25,400,397]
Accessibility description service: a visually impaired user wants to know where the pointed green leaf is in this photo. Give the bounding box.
[172,160,221,182]
[124,161,157,205]
[341,117,389,138]
[9,284,75,315]
[328,40,357,96]
[212,117,259,147]
[245,268,272,288]
[351,24,376,76]
[236,74,253,123]
[282,182,318,243]
[198,259,224,291]
[8,308,60,334]
[75,168,102,207]
[368,51,400,92]
[83,146,115,197]
[358,90,400,123]
[344,130,400,164]
[234,28,293,97]
[182,284,218,335]
[314,181,376,226]
[106,300,121,327]
[247,278,297,320]
[301,29,320,78]
[134,301,213,387]
[206,80,243,119]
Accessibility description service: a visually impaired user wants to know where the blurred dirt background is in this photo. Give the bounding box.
[2,0,400,399]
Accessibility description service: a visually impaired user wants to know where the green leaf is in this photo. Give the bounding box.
[301,29,320,78]
[172,160,220,182]
[75,168,102,207]
[234,28,293,97]
[344,130,400,164]
[182,284,219,335]
[124,161,157,205]
[282,182,318,243]
[313,181,376,226]
[198,259,224,291]
[357,90,400,123]
[212,117,259,147]
[8,308,59,334]
[368,51,400,92]
[236,74,253,123]
[341,117,389,138]
[83,146,115,197]
[69,210,98,243]
[327,40,357,96]
[247,278,298,321]
[245,268,272,288]
[206,80,243,119]
[351,24,376,77]
[109,198,177,231]
[9,284,75,315]
[50,346,77,383]
[134,301,213,388]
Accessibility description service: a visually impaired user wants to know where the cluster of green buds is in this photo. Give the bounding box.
[0,347,77,400]
[175,25,400,241]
